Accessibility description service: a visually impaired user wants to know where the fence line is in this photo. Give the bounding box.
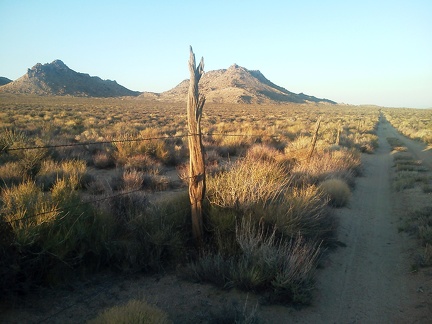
[1,134,191,152]
[1,131,304,152]
[1,127,329,225]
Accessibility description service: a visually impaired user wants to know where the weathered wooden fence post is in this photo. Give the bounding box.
[187,46,206,244]
[308,117,322,161]
[336,124,341,146]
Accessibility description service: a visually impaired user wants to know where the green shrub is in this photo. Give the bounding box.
[89,299,171,324]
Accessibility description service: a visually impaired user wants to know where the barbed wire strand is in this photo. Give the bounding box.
[1,173,201,225]
[1,131,312,152]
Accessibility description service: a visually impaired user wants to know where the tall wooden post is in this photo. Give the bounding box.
[187,46,206,244]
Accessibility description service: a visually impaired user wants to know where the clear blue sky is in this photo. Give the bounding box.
[1,0,431,108]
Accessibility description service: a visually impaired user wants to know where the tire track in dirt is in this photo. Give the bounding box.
[268,116,427,323]
[380,116,432,170]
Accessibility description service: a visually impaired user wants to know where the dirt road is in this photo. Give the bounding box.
[274,115,432,323]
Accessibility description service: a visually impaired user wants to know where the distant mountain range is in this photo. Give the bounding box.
[0,60,139,97]
[0,60,336,104]
[0,77,12,86]
[140,64,336,104]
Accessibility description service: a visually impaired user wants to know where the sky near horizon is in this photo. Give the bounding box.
[0,0,431,108]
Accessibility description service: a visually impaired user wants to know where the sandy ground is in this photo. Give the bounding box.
[1,115,431,323]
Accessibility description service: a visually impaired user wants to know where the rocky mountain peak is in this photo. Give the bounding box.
[1,60,140,97]
[139,64,336,105]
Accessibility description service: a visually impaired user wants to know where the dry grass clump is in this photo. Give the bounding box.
[291,148,361,186]
[36,159,88,190]
[267,186,334,240]
[319,178,351,207]
[403,207,432,267]
[386,137,407,152]
[111,128,174,168]
[89,299,171,324]
[245,144,283,162]
[206,158,289,209]
[122,169,144,191]
[0,162,23,187]
[184,219,321,304]
[92,150,115,168]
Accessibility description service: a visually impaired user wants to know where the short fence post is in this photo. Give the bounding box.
[308,117,321,161]
[336,124,341,146]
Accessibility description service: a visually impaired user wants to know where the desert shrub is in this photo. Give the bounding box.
[107,192,189,271]
[0,162,23,188]
[93,150,115,168]
[206,158,289,210]
[266,186,335,241]
[112,129,172,167]
[89,299,171,324]
[245,144,282,163]
[123,154,162,173]
[36,159,88,190]
[403,207,432,267]
[185,219,321,304]
[319,178,351,207]
[208,298,260,324]
[291,148,361,186]
[343,132,378,153]
[0,128,48,176]
[0,177,110,292]
[142,174,170,191]
[393,171,419,191]
[122,169,144,191]
[212,131,254,157]
[206,156,335,248]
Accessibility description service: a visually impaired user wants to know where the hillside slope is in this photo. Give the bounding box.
[0,60,140,97]
[140,64,336,104]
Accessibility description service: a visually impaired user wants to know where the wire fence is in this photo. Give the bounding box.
[0,129,327,225]
[1,131,285,152]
